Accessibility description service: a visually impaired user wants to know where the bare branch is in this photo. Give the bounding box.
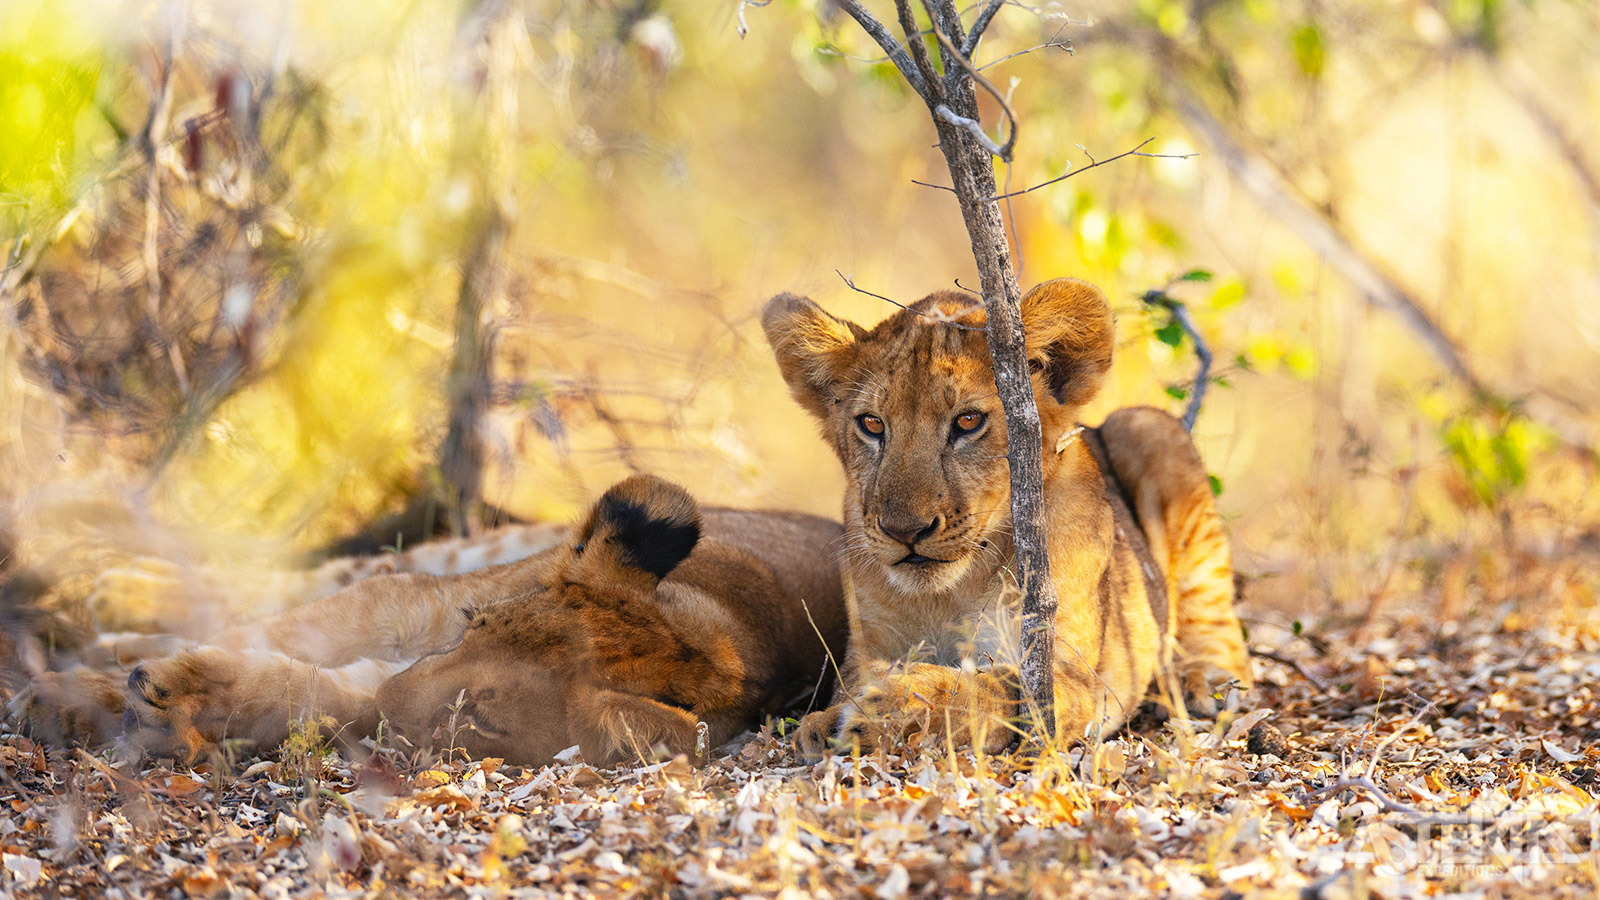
[1490,60,1600,209]
[989,138,1194,200]
[835,269,985,331]
[924,0,967,81]
[832,0,930,97]
[1143,290,1211,431]
[1167,82,1488,397]
[892,0,944,101]
[1249,648,1330,693]
[1153,50,1594,454]
[140,11,188,394]
[961,0,1005,57]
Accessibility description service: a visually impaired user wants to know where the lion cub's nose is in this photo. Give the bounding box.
[879,515,943,547]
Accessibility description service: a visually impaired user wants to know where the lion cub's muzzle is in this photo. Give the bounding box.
[871,510,974,572]
[878,513,944,553]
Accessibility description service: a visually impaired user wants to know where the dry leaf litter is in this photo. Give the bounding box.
[3,614,1599,899]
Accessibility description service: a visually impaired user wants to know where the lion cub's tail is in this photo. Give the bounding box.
[1096,407,1253,696]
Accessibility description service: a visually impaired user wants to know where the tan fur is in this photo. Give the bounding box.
[762,278,1252,756]
[15,477,848,767]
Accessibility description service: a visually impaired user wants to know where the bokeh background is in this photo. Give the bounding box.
[2,0,1597,629]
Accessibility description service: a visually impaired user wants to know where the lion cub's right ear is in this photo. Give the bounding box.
[762,293,864,420]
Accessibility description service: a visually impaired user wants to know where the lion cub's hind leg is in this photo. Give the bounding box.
[1098,407,1253,717]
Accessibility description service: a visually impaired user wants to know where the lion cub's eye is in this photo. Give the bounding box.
[952,411,986,437]
[856,414,886,438]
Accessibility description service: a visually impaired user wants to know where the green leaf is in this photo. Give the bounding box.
[1233,352,1254,372]
[1155,321,1184,348]
[1292,24,1325,78]
[1292,619,1303,636]
[1178,269,1213,283]
[1208,473,1223,496]
[1210,279,1246,309]
[1165,385,1188,400]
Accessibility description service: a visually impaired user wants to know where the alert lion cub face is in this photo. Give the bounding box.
[763,282,1112,594]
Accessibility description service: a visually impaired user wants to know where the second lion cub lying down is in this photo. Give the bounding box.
[20,476,848,767]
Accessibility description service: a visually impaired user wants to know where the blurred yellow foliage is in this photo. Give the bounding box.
[0,0,1594,618]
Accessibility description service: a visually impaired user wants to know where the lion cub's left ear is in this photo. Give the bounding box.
[1020,278,1115,409]
[576,475,702,583]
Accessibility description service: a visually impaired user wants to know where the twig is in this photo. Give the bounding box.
[1142,289,1210,431]
[1304,700,1481,824]
[935,105,1008,159]
[734,0,773,39]
[1310,774,1477,826]
[833,0,930,97]
[1249,648,1330,693]
[978,25,1073,70]
[988,138,1194,201]
[834,270,985,331]
[1365,701,1436,777]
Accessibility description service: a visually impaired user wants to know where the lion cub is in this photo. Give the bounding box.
[13,476,848,767]
[763,278,1253,757]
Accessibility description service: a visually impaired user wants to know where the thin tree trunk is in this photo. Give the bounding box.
[931,87,1059,739]
[836,0,1059,736]
[440,213,503,538]
[439,0,519,538]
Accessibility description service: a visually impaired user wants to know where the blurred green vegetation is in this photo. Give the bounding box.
[1,0,1596,617]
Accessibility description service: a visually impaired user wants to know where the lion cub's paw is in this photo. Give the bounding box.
[6,669,127,747]
[835,683,902,754]
[89,558,201,633]
[836,664,1018,756]
[793,705,845,761]
[1179,662,1245,720]
[121,653,237,762]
